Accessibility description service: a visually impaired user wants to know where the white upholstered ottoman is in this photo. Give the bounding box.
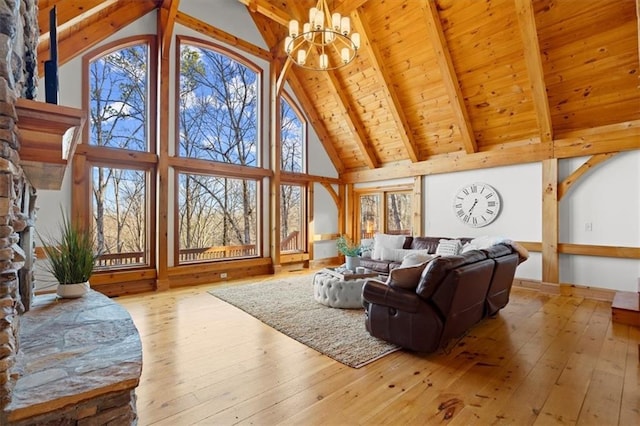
[313,269,376,309]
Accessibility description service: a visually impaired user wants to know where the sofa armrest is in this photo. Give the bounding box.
[362,279,420,313]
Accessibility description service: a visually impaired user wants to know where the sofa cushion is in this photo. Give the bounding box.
[386,261,430,290]
[407,236,444,252]
[372,233,406,260]
[401,252,436,266]
[481,243,512,258]
[359,257,394,274]
[435,239,463,256]
[380,247,431,262]
[415,250,488,299]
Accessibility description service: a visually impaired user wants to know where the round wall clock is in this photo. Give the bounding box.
[452,182,501,228]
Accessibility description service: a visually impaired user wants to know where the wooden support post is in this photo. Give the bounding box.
[270,62,282,273]
[542,159,559,284]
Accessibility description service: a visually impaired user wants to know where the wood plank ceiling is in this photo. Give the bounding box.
[36,0,640,181]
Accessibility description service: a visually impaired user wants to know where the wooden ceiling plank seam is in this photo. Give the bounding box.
[323,68,380,169]
[174,11,271,61]
[37,0,158,76]
[160,0,180,59]
[351,9,419,163]
[515,0,554,145]
[421,0,478,154]
[236,0,291,27]
[38,0,119,43]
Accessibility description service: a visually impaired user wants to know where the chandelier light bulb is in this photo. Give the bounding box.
[284,36,293,53]
[351,32,361,49]
[303,23,312,41]
[324,29,334,44]
[320,53,328,70]
[332,13,341,31]
[313,9,324,30]
[309,7,317,24]
[297,49,306,65]
[341,48,350,64]
[289,20,299,37]
[340,16,350,35]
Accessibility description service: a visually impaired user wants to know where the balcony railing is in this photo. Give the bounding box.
[95,233,302,267]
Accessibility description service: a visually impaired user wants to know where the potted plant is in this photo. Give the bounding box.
[336,235,361,272]
[39,211,99,298]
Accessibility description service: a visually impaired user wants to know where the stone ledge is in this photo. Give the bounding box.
[2,290,142,424]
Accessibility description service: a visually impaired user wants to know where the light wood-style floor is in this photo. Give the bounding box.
[116,272,639,425]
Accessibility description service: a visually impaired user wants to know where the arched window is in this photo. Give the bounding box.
[175,37,263,264]
[280,94,305,173]
[178,40,260,166]
[81,37,156,272]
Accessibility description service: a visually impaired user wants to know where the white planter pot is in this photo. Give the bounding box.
[57,281,90,298]
[345,256,360,272]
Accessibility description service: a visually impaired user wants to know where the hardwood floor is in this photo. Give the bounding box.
[116,272,639,425]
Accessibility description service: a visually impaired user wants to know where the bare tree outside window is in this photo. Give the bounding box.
[89,44,149,268]
[177,42,261,262]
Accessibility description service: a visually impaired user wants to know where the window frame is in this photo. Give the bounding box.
[355,185,414,241]
[77,35,158,273]
[175,35,263,168]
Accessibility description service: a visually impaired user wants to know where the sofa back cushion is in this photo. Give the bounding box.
[372,233,407,260]
[386,261,431,290]
[431,259,495,342]
[415,249,488,299]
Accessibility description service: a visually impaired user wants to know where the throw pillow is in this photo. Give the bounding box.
[372,233,406,260]
[401,252,436,267]
[360,238,374,258]
[379,247,430,262]
[386,261,429,290]
[435,239,462,256]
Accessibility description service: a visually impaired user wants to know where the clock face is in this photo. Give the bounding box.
[453,183,501,228]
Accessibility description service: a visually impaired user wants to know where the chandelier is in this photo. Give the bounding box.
[284,0,361,70]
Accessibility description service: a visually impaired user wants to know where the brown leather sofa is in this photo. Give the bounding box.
[361,243,523,352]
[359,236,472,275]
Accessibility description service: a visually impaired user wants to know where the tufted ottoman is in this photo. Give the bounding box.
[313,268,377,309]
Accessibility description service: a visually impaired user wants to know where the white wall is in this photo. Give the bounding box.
[424,163,542,281]
[558,152,640,291]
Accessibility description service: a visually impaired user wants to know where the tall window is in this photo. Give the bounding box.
[84,38,155,270]
[358,189,413,240]
[281,95,305,172]
[92,167,147,267]
[177,173,258,263]
[280,184,304,253]
[178,41,259,166]
[177,37,263,263]
[280,94,306,254]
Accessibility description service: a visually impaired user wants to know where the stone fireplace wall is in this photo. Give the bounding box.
[0,0,38,409]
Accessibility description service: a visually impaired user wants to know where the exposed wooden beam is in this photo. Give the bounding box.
[421,0,477,154]
[351,9,419,162]
[37,0,157,76]
[554,120,640,158]
[542,159,559,284]
[175,11,272,61]
[558,153,617,200]
[515,0,553,144]
[342,140,552,183]
[38,0,118,42]
[334,0,371,15]
[281,171,341,185]
[237,0,291,27]
[160,0,180,59]
[320,182,340,208]
[322,69,380,169]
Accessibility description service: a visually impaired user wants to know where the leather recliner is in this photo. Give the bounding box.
[362,243,523,352]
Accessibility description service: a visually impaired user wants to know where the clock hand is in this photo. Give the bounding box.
[468,198,478,214]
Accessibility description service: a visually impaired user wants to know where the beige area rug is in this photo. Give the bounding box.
[208,274,400,368]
